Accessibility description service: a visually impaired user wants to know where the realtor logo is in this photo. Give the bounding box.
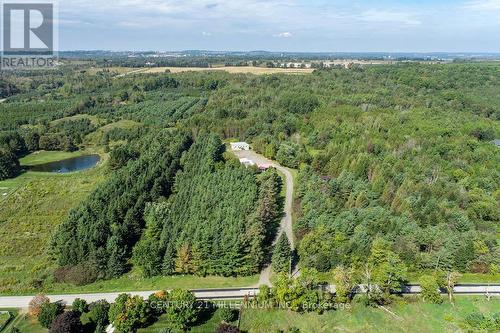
[1,1,57,69]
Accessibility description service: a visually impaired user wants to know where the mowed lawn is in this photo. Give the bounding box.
[239,297,500,333]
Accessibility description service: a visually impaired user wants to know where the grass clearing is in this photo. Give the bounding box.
[239,296,500,333]
[19,150,91,166]
[1,310,45,333]
[138,308,238,333]
[97,119,142,133]
[49,114,102,126]
[0,155,106,295]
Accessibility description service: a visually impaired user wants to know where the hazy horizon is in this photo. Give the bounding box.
[57,0,500,52]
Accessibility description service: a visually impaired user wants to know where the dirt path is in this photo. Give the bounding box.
[232,150,295,286]
[114,68,149,78]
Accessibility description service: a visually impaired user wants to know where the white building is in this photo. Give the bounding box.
[239,158,255,167]
[231,142,250,151]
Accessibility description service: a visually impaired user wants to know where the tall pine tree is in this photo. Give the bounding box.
[272,233,291,274]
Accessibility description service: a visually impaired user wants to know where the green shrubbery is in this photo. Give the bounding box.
[464,312,500,331]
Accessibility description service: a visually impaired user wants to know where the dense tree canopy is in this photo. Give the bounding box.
[1,62,498,285]
[52,130,192,277]
[134,134,282,277]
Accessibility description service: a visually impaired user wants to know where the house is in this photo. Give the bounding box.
[231,142,250,151]
[239,158,255,167]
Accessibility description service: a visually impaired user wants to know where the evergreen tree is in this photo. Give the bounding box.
[272,234,291,274]
[0,148,20,181]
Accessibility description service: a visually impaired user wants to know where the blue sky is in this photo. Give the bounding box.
[58,0,500,52]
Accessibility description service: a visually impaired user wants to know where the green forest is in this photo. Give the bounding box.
[0,62,499,293]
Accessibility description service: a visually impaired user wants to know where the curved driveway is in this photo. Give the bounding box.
[232,150,295,285]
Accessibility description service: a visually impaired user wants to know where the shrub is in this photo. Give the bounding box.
[219,307,238,323]
[87,300,110,327]
[216,323,241,333]
[72,298,88,314]
[108,294,151,332]
[0,148,20,181]
[164,289,200,331]
[464,312,499,330]
[38,302,64,328]
[53,264,98,286]
[419,275,443,304]
[49,311,83,333]
[28,294,50,317]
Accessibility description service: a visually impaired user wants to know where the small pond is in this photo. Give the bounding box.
[29,154,101,173]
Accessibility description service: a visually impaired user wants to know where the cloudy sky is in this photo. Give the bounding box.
[58,0,500,52]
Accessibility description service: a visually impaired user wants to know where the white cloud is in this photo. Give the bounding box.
[202,31,212,36]
[464,0,500,11]
[275,32,293,38]
[358,9,421,26]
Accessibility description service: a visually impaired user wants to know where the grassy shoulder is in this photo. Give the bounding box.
[239,296,500,333]
[26,273,259,296]
[316,271,500,286]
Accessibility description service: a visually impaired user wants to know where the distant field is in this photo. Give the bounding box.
[86,66,138,75]
[50,114,102,126]
[239,297,500,333]
[138,66,314,75]
[97,119,142,133]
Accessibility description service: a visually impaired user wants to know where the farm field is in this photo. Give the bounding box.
[139,66,314,75]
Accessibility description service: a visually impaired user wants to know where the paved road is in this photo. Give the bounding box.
[0,288,259,308]
[232,150,295,286]
[1,285,499,308]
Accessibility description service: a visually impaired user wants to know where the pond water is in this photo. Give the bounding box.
[30,154,101,173]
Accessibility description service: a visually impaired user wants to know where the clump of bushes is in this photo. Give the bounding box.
[216,323,241,333]
[53,264,98,286]
[219,307,238,323]
[464,312,500,330]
